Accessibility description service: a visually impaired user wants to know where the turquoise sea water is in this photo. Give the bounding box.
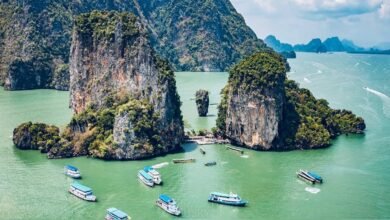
[0,52,389,219]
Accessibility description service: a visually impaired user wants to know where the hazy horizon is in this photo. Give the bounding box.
[231,0,390,48]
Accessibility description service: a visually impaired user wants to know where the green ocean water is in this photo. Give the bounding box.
[0,52,389,219]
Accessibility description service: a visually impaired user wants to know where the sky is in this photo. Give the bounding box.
[230,0,390,47]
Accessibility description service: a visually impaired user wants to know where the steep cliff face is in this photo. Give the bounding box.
[218,52,287,150]
[0,0,266,90]
[13,11,184,160]
[217,51,366,150]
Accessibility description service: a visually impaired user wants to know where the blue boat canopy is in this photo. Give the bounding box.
[65,165,78,171]
[71,182,92,193]
[159,194,173,203]
[139,170,153,181]
[308,172,322,180]
[107,208,128,219]
[143,166,153,172]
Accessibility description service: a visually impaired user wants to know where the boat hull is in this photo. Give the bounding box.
[156,200,181,216]
[208,198,247,207]
[68,189,96,202]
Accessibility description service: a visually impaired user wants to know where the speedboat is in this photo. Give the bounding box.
[297,170,323,184]
[105,207,130,220]
[143,166,162,185]
[138,170,154,187]
[64,165,81,179]
[208,192,247,206]
[68,182,97,202]
[156,194,181,216]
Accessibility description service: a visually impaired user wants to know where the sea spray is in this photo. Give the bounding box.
[364,87,390,118]
[304,77,312,83]
[305,187,321,194]
[152,162,169,169]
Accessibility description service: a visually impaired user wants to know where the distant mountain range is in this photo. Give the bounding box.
[264,35,296,59]
[265,35,390,56]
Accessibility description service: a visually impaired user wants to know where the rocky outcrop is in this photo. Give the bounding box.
[13,122,61,153]
[217,51,366,150]
[195,90,209,117]
[0,0,266,90]
[217,52,287,150]
[294,38,327,53]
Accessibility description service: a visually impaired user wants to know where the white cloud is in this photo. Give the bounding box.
[379,0,390,19]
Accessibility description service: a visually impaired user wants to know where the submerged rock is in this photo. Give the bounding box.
[217,51,365,150]
[195,90,209,117]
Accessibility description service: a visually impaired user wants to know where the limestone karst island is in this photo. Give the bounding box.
[1,1,389,219]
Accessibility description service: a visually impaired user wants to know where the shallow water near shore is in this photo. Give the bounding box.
[0,52,389,219]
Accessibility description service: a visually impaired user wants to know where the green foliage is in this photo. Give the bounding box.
[75,10,139,42]
[280,80,366,149]
[216,85,229,136]
[228,51,287,92]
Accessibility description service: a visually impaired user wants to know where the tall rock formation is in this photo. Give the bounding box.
[195,90,209,117]
[13,11,184,160]
[294,38,327,53]
[217,51,366,151]
[0,0,266,90]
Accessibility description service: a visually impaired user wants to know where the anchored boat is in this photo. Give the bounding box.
[68,182,97,202]
[143,166,162,185]
[156,194,181,216]
[64,165,81,179]
[204,161,217,166]
[172,158,196,164]
[296,170,323,184]
[208,192,247,206]
[138,170,154,187]
[105,208,130,220]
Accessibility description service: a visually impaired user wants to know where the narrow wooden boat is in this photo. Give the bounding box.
[200,147,206,154]
[208,192,247,206]
[204,161,217,166]
[105,207,130,220]
[156,194,181,216]
[172,158,196,164]
[226,146,244,154]
[68,182,97,202]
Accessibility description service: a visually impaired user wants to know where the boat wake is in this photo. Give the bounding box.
[305,187,320,194]
[152,162,169,169]
[317,70,322,74]
[364,87,390,118]
[303,77,311,83]
[240,155,249,159]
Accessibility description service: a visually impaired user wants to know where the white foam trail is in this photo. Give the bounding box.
[303,77,311,83]
[240,155,249,159]
[317,70,322,74]
[221,161,228,165]
[364,87,390,118]
[305,187,320,194]
[9,135,12,139]
[354,62,360,66]
[361,61,372,66]
[152,162,169,169]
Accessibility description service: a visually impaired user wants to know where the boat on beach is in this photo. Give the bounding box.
[204,161,217,166]
[156,194,181,216]
[138,170,154,187]
[296,170,323,184]
[143,166,162,185]
[172,158,196,164]
[208,192,247,206]
[64,165,81,179]
[68,182,97,202]
[105,207,130,220]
